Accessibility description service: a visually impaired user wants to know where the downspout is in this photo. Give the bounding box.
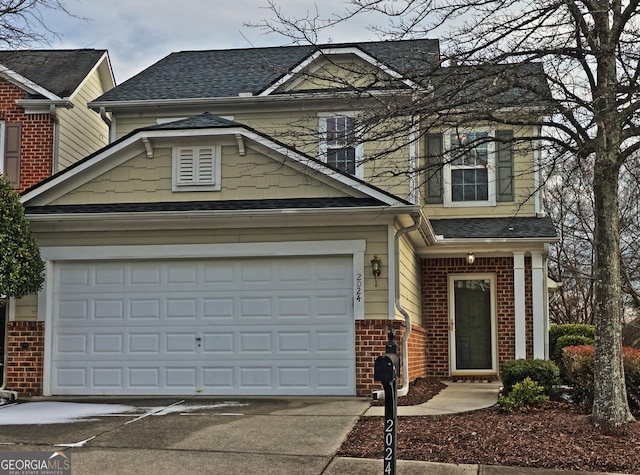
[99,107,114,143]
[49,104,60,174]
[373,212,422,400]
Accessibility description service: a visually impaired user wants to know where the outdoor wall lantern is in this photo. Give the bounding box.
[466,252,475,265]
[371,255,381,287]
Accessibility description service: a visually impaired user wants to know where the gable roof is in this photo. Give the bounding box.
[21,112,413,209]
[0,49,112,99]
[89,39,440,104]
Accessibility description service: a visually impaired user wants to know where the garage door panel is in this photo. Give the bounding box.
[51,256,355,396]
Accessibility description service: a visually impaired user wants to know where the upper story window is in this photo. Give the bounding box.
[318,112,363,179]
[425,129,514,207]
[449,131,491,203]
[172,145,221,192]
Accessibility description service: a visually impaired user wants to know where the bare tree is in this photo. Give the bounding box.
[0,0,69,47]
[254,0,639,427]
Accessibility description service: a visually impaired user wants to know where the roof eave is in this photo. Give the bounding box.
[88,88,416,112]
[26,205,422,231]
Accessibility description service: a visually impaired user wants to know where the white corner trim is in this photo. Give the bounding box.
[531,252,546,359]
[513,252,526,359]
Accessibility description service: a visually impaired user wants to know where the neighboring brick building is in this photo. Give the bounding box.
[1,49,115,395]
[0,50,115,192]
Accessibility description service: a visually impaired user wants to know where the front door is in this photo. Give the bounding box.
[449,275,496,374]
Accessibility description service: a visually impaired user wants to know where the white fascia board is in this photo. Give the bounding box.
[430,237,558,246]
[259,47,422,96]
[27,205,418,232]
[417,237,557,256]
[89,89,409,111]
[0,64,60,100]
[68,51,115,102]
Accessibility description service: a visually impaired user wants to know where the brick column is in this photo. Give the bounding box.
[5,321,44,397]
[355,319,427,397]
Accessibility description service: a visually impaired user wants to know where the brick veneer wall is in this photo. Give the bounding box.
[4,321,44,396]
[0,80,54,192]
[355,319,428,396]
[422,256,533,380]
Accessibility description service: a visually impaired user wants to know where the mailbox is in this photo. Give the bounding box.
[374,353,399,383]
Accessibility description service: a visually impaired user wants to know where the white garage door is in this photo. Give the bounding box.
[50,256,355,396]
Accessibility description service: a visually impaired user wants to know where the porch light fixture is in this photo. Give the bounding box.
[371,255,381,287]
[466,252,475,265]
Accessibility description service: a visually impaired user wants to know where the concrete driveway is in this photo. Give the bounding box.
[0,396,370,475]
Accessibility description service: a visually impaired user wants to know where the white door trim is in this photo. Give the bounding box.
[448,273,498,375]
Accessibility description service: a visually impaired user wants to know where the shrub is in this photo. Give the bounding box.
[562,345,640,414]
[497,377,549,412]
[501,359,560,396]
[561,345,595,409]
[549,324,595,364]
[553,334,595,363]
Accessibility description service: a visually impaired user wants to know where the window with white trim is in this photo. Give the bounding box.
[318,113,363,178]
[172,145,221,192]
[444,129,496,207]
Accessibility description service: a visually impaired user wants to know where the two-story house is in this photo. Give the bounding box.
[14,40,556,398]
[0,49,115,395]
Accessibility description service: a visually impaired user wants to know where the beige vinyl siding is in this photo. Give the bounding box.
[396,231,423,325]
[283,55,396,92]
[13,294,37,321]
[49,142,354,205]
[56,69,110,171]
[33,225,391,321]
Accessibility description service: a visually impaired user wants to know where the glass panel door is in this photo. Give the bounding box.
[450,277,495,372]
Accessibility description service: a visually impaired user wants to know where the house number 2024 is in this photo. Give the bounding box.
[355,273,362,302]
[384,416,396,474]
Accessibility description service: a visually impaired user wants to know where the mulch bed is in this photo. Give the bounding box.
[340,377,640,474]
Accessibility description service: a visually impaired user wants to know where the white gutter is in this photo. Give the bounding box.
[88,89,412,111]
[373,212,422,400]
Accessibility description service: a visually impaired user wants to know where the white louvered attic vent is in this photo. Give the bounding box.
[173,145,221,192]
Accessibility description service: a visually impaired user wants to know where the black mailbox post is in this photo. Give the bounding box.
[373,329,399,475]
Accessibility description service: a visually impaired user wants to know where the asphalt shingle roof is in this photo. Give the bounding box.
[0,49,107,97]
[430,216,557,240]
[24,197,387,215]
[93,39,440,102]
[431,62,553,110]
[142,112,239,130]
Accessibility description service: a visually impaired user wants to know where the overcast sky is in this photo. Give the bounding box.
[39,0,387,83]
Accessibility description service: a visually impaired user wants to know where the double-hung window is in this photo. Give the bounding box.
[172,145,221,192]
[425,128,514,206]
[318,113,363,178]
[443,129,497,207]
[449,131,490,203]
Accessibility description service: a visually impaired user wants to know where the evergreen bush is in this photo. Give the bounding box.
[497,377,549,412]
[501,359,560,396]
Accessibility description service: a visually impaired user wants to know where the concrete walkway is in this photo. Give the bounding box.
[364,380,503,417]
